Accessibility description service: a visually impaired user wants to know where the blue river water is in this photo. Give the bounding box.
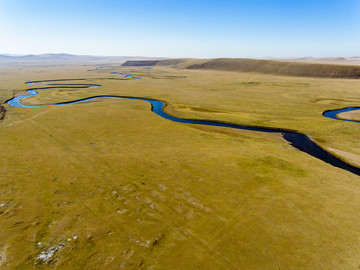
[5,70,360,176]
[323,107,360,124]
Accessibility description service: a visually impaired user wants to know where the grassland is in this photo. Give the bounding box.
[1,63,360,269]
[124,58,360,79]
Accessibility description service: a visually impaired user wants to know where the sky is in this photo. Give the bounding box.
[0,0,359,58]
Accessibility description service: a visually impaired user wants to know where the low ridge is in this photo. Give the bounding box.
[122,58,360,79]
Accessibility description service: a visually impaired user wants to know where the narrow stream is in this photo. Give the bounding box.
[6,71,360,176]
[323,107,360,124]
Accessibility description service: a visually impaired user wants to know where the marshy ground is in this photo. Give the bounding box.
[1,64,360,269]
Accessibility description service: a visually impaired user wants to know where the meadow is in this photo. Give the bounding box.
[1,62,360,269]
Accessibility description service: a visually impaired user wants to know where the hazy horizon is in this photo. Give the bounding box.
[1,53,360,60]
[0,0,359,58]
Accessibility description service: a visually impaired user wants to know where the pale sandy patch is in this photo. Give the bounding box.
[327,147,360,167]
[337,110,360,121]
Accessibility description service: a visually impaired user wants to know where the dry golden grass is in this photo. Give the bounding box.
[124,58,360,78]
[0,64,360,269]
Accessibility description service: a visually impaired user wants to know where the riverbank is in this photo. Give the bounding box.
[7,76,360,176]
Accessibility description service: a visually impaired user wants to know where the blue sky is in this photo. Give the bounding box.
[0,0,359,57]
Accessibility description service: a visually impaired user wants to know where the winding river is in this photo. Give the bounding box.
[323,107,360,124]
[6,69,360,176]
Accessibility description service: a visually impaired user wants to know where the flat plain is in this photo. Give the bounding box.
[1,62,360,269]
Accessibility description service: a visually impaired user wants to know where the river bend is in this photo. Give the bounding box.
[6,71,360,176]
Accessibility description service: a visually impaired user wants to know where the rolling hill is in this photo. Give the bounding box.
[123,58,360,79]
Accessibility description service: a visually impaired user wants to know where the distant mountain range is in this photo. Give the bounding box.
[1,53,359,67]
[0,53,164,65]
[281,57,360,65]
[0,53,25,57]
